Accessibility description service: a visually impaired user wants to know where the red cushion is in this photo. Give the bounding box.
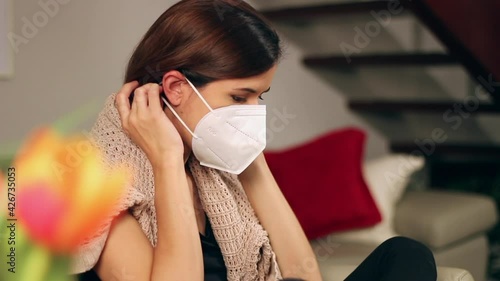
[264,128,382,240]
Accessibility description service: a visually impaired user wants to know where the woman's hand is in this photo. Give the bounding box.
[238,153,268,184]
[115,82,184,167]
[238,152,323,281]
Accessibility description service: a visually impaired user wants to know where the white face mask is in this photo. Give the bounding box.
[161,78,267,174]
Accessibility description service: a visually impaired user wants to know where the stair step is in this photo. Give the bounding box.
[390,143,500,157]
[304,53,458,68]
[349,100,500,114]
[261,1,407,21]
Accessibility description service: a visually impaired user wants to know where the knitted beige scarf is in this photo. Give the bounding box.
[70,93,282,281]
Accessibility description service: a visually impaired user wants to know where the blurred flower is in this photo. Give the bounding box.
[13,127,129,254]
[0,170,4,203]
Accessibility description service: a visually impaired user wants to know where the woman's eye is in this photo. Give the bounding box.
[232,96,246,103]
[259,94,265,101]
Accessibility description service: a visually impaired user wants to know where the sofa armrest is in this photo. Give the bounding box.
[394,190,497,249]
[437,267,475,281]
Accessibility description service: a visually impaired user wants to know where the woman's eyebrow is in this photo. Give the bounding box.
[234,87,271,94]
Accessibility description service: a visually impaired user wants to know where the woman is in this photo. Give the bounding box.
[73,0,438,280]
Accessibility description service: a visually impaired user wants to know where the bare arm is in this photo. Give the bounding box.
[94,158,203,281]
[93,82,204,281]
[94,212,153,281]
[151,158,204,280]
[239,154,323,281]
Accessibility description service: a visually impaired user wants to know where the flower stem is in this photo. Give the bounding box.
[19,246,52,281]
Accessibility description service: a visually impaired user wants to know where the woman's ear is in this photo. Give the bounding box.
[161,70,186,106]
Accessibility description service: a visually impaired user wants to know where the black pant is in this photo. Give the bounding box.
[344,236,438,281]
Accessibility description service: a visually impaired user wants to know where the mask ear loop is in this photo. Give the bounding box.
[184,78,217,116]
[159,81,199,139]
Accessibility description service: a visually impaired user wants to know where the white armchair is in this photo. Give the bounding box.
[309,190,497,281]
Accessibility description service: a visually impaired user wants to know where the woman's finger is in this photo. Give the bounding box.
[115,81,139,122]
[131,88,147,115]
[117,81,140,101]
[147,84,162,113]
[133,83,160,112]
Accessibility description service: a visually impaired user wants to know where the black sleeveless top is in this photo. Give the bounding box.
[200,215,228,281]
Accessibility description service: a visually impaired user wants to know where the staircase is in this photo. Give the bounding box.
[263,0,500,164]
[259,0,500,278]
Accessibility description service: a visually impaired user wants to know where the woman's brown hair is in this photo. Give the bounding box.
[125,0,283,88]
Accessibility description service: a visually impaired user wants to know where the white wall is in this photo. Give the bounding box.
[0,0,388,160]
